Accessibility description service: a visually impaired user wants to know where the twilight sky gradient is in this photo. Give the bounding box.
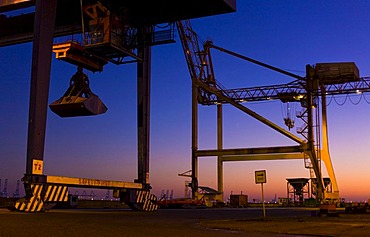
[1,0,370,202]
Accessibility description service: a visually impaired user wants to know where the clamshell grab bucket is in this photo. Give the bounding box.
[50,66,108,117]
[49,94,107,117]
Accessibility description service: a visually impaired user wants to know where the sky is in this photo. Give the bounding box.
[1,0,370,202]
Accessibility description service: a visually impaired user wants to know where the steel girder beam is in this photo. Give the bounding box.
[136,26,151,188]
[195,145,305,157]
[26,0,57,175]
[47,175,143,189]
[220,153,304,162]
[0,0,236,47]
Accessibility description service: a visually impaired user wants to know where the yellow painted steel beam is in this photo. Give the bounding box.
[320,88,339,200]
[46,176,143,189]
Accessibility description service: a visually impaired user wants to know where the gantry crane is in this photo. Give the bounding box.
[0,0,236,212]
[177,19,370,204]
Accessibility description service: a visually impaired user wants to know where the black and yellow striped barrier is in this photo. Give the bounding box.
[124,190,159,212]
[14,184,68,212]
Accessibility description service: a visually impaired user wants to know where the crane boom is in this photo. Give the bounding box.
[200,77,370,105]
[176,24,368,106]
[176,20,220,103]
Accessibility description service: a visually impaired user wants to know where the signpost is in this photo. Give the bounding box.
[255,170,267,219]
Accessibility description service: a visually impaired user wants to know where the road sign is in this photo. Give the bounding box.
[255,170,266,184]
[255,169,267,219]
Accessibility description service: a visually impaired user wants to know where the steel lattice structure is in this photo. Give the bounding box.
[201,77,370,105]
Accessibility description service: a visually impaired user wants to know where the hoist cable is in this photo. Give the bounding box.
[80,0,85,45]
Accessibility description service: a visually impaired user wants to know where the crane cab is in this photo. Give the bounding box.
[82,2,140,64]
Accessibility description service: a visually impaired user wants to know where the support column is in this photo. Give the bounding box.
[191,79,199,199]
[217,103,223,198]
[306,64,324,201]
[26,0,57,175]
[137,27,152,188]
[320,87,339,200]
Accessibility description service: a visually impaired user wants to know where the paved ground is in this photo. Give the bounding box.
[0,207,369,236]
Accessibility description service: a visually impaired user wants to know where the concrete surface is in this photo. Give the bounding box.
[0,207,369,236]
